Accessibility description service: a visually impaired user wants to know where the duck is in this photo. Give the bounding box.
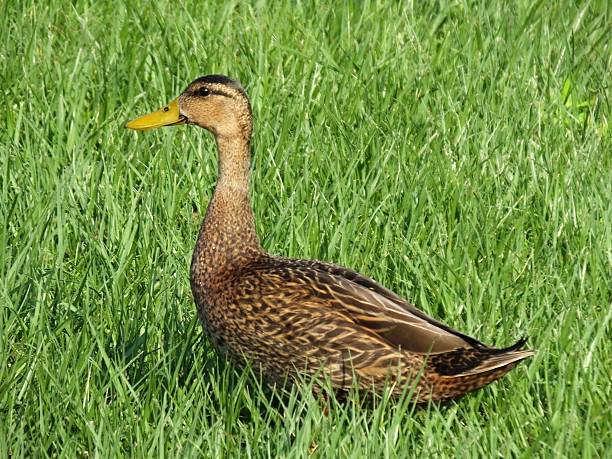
[126,74,534,403]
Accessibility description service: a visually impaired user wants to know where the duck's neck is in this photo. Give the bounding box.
[216,135,253,191]
[191,134,264,293]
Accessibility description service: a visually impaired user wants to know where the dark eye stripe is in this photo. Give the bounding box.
[210,89,232,97]
[193,87,233,98]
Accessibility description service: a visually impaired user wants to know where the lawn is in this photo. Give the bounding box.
[1,1,610,457]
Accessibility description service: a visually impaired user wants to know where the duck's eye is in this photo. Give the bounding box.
[196,87,210,97]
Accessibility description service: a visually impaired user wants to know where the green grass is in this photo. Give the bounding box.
[1,0,610,457]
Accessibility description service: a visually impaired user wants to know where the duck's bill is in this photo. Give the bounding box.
[125,98,187,131]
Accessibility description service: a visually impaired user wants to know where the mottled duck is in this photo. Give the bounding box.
[126,75,534,402]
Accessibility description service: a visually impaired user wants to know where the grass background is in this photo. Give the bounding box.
[1,0,610,457]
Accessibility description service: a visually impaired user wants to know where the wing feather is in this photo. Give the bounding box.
[265,258,486,353]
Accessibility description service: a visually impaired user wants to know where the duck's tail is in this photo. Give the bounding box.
[422,338,535,402]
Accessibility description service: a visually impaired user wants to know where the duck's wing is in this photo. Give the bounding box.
[272,258,488,354]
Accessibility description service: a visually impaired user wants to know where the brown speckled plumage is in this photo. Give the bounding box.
[129,74,535,403]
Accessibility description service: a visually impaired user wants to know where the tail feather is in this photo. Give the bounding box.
[456,347,534,376]
[423,338,535,402]
[491,336,529,354]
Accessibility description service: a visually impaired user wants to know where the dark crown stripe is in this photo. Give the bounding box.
[190,74,247,96]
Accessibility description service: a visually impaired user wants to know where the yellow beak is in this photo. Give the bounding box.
[125,98,186,131]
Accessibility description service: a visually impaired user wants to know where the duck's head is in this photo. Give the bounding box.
[126,75,252,139]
